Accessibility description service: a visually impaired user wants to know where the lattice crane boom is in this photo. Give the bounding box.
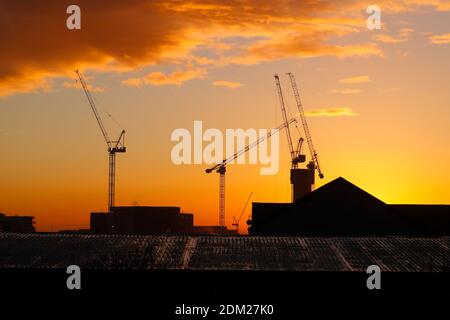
[274,74,296,166]
[287,72,324,179]
[75,70,112,148]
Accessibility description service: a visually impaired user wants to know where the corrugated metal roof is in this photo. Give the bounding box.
[0,233,448,272]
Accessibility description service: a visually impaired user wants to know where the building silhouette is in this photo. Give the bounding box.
[91,206,194,235]
[91,206,238,235]
[0,213,35,233]
[249,177,450,236]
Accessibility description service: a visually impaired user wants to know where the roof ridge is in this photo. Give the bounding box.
[293,176,386,205]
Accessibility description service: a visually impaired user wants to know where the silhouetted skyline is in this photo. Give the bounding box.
[0,1,449,232]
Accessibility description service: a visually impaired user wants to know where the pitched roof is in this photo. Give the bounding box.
[295,177,386,205]
[251,177,423,236]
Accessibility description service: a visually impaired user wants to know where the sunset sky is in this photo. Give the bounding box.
[0,0,449,232]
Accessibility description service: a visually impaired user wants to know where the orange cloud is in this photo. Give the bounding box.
[429,33,450,44]
[122,68,206,87]
[374,0,450,12]
[407,0,450,11]
[63,80,107,93]
[305,107,357,117]
[339,76,370,84]
[373,28,414,44]
[212,80,243,88]
[162,2,232,12]
[329,89,362,94]
[0,74,54,98]
[232,32,383,65]
[0,1,446,97]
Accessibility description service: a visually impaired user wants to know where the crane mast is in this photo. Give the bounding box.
[218,166,226,227]
[287,72,324,179]
[206,118,296,227]
[75,70,126,212]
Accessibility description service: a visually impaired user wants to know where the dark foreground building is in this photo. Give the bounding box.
[249,177,450,236]
[91,206,194,235]
[0,233,448,272]
[0,213,35,233]
[1,233,448,303]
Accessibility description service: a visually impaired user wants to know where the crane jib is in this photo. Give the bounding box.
[205,118,296,173]
[75,69,126,211]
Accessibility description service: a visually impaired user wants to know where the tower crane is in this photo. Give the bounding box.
[287,72,324,179]
[275,74,307,202]
[232,192,253,233]
[206,118,296,227]
[75,70,126,212]
[274,74,306,168]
